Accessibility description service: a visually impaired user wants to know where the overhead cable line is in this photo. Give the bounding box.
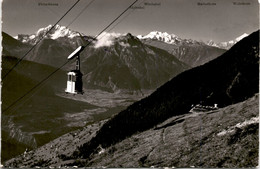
[3,0,139,113]
[98,0,145,41]
[2,60,71,113]
[2,0,81,80]
[81,0,139,48]
[67,0,96,28]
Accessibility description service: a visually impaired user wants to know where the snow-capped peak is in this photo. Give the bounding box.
[36,24,53,36]
[206,33,249,50]
[36,24,79,39]
[137,31,179,44]
[15,25,79,44]
[143,31,177,39]
[137,31,205,46]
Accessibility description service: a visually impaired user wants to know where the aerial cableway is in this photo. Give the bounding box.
[65,45,85,94]
[3,0,139,113]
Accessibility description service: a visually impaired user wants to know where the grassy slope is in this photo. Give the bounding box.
[85,94,258,168]
[4,94,258,168]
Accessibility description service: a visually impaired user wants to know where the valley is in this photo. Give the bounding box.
[4,94,258,168]
[1,56,149,162]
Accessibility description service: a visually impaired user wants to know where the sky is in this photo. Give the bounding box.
[2,0,259,42]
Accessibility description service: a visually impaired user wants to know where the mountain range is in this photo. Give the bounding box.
[10,25,244,70]
[206,33,249,49]
[14,25,247,50]
[138,36,226,67]
[14,25,79,45]
[4,26,191,92]
[138,31,249,50]
[137,31,249,67]
[5,25,236,92]
[137,31,203,45]
[4,30,259,168]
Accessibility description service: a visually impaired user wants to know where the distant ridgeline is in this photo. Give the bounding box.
[78,30,259,158]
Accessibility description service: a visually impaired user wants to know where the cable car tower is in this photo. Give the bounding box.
[65,46,85,94]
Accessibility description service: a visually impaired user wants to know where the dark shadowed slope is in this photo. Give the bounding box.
[2,32,32,57]
[78,30,259,158]
[85,94,259,168]
[1,56,97,162]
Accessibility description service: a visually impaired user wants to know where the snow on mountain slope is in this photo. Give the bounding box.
[206,33,249,49]
[235,33,249,42]
[137,31,226,67]
[15,25,79,45]
[137,31,181,44]
[36,25,78,39]
[138,31,250,50]
[137,31,203,45]
[14,25,126,48]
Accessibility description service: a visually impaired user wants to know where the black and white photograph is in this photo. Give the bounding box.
[1,0,259,168]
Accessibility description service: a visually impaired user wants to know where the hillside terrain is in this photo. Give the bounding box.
[77,30,259,159]
[4,94,258,168]
[2,32,31,57]
[1,56,128,162]
[1,27,189,161]
[84,94,259,168]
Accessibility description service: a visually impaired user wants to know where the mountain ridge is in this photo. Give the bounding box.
[206,33,249,49]
[14,25,79,45]
[13,25,249,50]
[137,31,204,46]
[138,30,249,50]
[139,35,226,67]
[3,30,190,93]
